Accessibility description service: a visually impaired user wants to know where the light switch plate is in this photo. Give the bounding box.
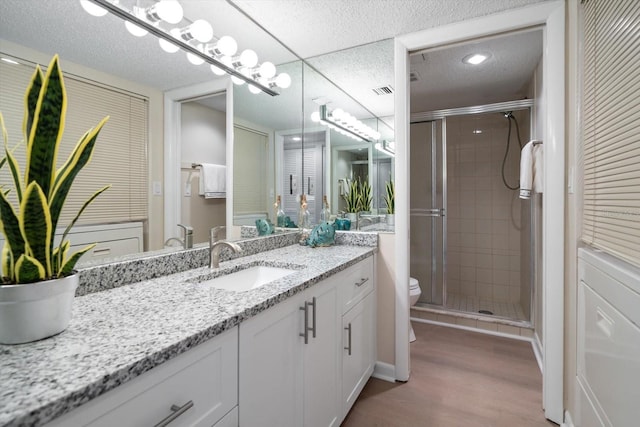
[152,181,162,196]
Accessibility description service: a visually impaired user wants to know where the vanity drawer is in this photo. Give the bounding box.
[48,327,238,427]
[340,257,375,314]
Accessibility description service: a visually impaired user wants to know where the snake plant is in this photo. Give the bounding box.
[342,178,362,213]
[359,179,372,212]
[383,180,395,214]
[0,55,110,284]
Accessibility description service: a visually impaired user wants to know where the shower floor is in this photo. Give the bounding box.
[445,293,527,321]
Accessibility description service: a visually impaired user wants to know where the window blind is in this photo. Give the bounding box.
[581,0,640,266]
[0,59,148,227]
[233,125,268,215]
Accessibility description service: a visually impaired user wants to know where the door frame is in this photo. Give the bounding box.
[394,2,565,423]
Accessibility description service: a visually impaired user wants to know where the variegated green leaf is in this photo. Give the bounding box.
[23,65,44,142]
[59,243,95,276]
[53,240,70,275]
[0,189,25,267]
[50,116,108,232]
[19,182,52,277]
[15,254,45,283]
[4,135,23,203]
[25,55,66,198]
[1,242,14,282]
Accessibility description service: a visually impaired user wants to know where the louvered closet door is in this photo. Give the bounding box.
[581,0,640,267]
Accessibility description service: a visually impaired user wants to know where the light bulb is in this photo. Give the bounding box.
[240,49,258,68]
[217,36,237,57]
[311,111,320,122]
[211,55,232,76]
[189,19,213,43]
[372,131,381,140]
[148,0,183,24]
[275,73,291,89]
[331,108,344,121]
[159,30,180,53]
[186,44,205,65]
[80,0,107,16]
[231,75,245,85]
[125,21,148,37]
[259,62,276,79]
[248,84,262,94]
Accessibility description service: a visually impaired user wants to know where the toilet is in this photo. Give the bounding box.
[409,277,421,342]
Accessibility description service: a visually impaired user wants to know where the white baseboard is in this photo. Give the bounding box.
[372,361,396,383]
[561,410,575,427]
[532,332,544,374]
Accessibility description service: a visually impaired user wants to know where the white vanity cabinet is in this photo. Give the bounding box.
[47,327,238,427]
[238,255,375,427]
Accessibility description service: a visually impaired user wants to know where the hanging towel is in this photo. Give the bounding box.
[519,140,543,199]
[198,163,226,199]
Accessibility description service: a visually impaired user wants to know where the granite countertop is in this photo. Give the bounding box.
[0,244,375,427]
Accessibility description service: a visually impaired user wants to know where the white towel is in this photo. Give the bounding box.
[198,163,226,199]
[519,140,543,199]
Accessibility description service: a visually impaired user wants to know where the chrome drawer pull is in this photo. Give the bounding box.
[300,302,309,344]
[154,400,194,427]
[355,277,369,287]
[344,323,352,356]
[310,296,317,338]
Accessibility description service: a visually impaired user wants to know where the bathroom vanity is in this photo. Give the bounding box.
[0,236,377,427]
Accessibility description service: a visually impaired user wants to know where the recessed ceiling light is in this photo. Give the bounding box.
[463,53,489,65]
[292,136,301,141]
[472,129,483,134]
[1,57,20,65]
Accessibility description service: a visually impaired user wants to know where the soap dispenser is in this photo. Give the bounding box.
[275,195,286,227]
[320,195,331,223]
[298,194,310,229]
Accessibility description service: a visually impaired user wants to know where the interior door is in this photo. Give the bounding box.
[410,120,446,305]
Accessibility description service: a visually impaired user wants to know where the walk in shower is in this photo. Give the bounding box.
[410,101,538,323]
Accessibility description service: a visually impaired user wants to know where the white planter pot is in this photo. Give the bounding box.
[386,214,395,226]
[0,274,78,344]
[345,212,358,229]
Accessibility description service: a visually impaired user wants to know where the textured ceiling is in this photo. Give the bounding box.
[0,0,548,122]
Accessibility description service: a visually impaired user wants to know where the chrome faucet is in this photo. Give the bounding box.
[210,225,226,243]
[209,233,242,269]
[164,224,193,249]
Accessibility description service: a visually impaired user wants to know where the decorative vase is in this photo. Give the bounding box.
[0,274,79,344]
[386,214,395,226]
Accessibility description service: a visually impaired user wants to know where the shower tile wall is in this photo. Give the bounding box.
[446,112,529,306]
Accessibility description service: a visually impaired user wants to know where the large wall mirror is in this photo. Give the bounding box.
[0,0,393,269]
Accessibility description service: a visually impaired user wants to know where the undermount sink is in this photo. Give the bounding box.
[194,265,298,292]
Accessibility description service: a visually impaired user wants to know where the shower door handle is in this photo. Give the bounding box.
[410,208,445,217]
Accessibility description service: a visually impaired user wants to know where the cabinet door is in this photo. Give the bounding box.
[341,291,375,418]
[239,294,304,427]
[303,279,341,427]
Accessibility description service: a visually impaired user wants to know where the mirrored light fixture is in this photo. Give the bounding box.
[312,105,380,142]
[83,0,281,96]
[375,140,395,157]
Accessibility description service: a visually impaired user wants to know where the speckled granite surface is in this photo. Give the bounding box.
[0,244,375,427]
[360,223,395,233]
[76,231,300,296]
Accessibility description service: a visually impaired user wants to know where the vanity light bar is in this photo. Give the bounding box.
[317,105,380,143]
[88,0,279,96]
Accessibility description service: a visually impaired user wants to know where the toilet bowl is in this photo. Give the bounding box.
[409,277,421,342]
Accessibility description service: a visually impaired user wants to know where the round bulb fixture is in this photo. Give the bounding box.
[240,49,259,68]
[372,131,381,140]
[231,75,245,85]
[217,36,237,57]
[248,84,262,94]
[149,0,184,24]
[210,64,225,76]
[159,33,180,53]
[189,19,214,43]
[80,0,107,17]
[186,44,205,65]
[311,111,320,122]
[259,62,276,79]
[275,73,291,89]
[125,21,148,37]
[210,56,232,75]
[463,53,489,65]
[331,108,344,120]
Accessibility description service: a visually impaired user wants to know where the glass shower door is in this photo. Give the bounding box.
[410,120,446,305]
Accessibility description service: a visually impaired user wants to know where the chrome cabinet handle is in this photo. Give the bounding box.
[310,296,317,338]
[355,277,369,287]
[344,323,352,356]
[300,301,309,344]
[153,400,194,427]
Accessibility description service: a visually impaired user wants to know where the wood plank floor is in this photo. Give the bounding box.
[342,322,556,427]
